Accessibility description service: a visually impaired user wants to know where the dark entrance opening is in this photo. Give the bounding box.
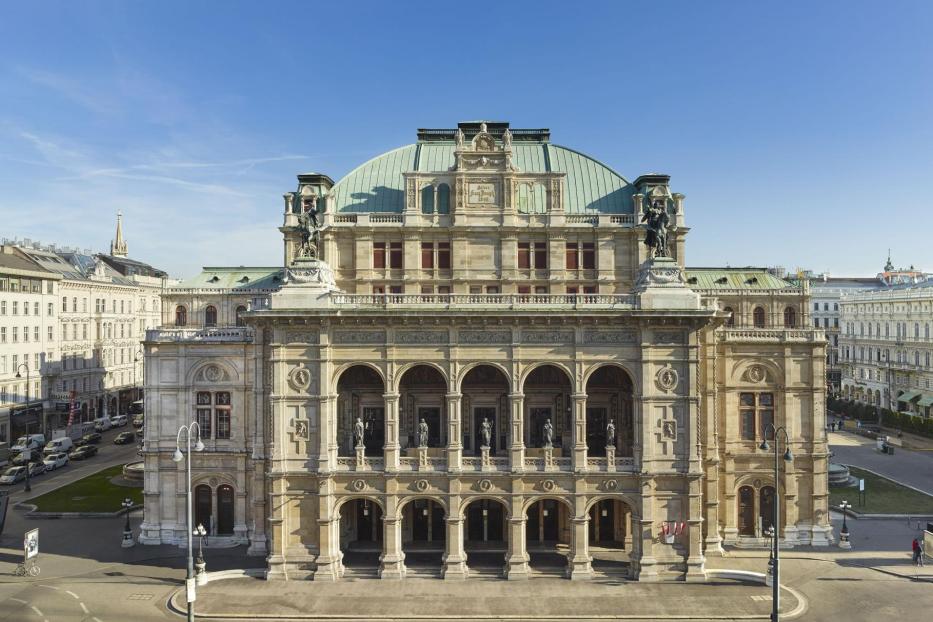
[418,407,442,448]
[467,499,504,542]
[759,486,776,533]
[217,485,234,535]
[340,499,383,571]
[195,484,212,533]
[738,486,755,536]
[586,407,608,456]
[473,407,497,455]
[361,406,385,457]
[527,499,560,542]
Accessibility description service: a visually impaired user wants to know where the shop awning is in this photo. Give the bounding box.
[897,390,922,402]
[918,395,933,408]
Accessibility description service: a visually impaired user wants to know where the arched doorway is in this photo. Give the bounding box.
[587,498,634,579]
[398,365,448,455]
[339,498,384,572]
[336,365,385,457]
[522,365,572,457]
[217,485,234,535]
[526,498,572,575]
[738,486,755,536]
[585,366,635,457]
[401,498,446,576]
[460,366,510,456]
[463,498,508,576]
[759,486,776,533]
[195,484,212,534]
[235,305,247,327]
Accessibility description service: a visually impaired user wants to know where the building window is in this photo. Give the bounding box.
[534,242,547,269]
[235,305,247,327]
[723,307,735,327]
[566,242,579,269]
[813,302,819,311]
[389,242,403,269]
[518,242,531,269]
[438,242,450,269]
[421,243,434,269]
[740,392,774,440]
[582,242,595,269]
[196,392,212,438]
[437,183,450,214]
[373,242,386,269]
[215,392,231,439]
[753,307,766,328]
[175,306,187,327]
[62,297,67,312]
[205,305,217,327]
[421,184,434,214]
[783,307,797,328]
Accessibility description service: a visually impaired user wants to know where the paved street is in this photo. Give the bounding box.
[829,428,933,496]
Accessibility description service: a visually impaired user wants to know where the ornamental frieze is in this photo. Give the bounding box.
[284,331,320,344]
[655,331,684,345]
[332,330,385,345]
[521,330,574,344]
[396,330,448,345]
[583,329,637,345]
[459,330,511,344]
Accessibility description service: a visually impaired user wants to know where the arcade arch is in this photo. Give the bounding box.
[460,365,510,456]
[336,365,386,457]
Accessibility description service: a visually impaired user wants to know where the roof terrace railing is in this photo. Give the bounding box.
[331,292,638,310]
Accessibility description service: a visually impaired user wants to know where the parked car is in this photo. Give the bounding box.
[43,437,74,455]
[132,415,145,429]
[77,432,102,446]
[110,415,128,428]
[11,434,46,453]
[93,418,111,432]
[69,445,98,461]
[27,462,47,477]
[11,450,41,466]
[114,431,136,445]
[43,452,69,471]
[0,466,27,485]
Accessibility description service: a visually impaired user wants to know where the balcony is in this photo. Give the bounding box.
[718,327,825,343]
[330,292,637,310]
[145,327,254,343]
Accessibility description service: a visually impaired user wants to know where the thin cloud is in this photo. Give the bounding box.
[13,65,117,115]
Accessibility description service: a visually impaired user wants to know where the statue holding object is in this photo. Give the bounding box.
[641,196,670,259]
[297,195,323,260]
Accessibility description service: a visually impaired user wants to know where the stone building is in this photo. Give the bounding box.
[140,121,831,582]
[839,279,933,416]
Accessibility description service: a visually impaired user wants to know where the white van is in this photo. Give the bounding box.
[12,434,47,452]
[43,437,74,455]
[110,414,128,428]
[94,418,112,432]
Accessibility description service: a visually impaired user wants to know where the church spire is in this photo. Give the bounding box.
[111,211,128,257]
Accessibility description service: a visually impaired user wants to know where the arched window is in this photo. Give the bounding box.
[753,307,766,328]
[421,184,434,214]
[175,305,187,327]
[783,306,797,328]
[926,323,931,339]
[738,486,755,536]
[915,351,921,366]
[217,485,235,535]
[437,183,450,214]
[916,323,921,339]
[205,305,217,327]
[760,486,776,532]
[235,305,247,327]
[195,485,212,534]
[926,352,931,369]
[723,306,735,327]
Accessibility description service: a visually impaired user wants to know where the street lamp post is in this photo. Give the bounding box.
[173,422,204,622]
[15,364,32,493]
[133,348,144,403]
[760,423,793,622]
[194,523,207,584]
[121,497,135,547]
[838,500,852,549]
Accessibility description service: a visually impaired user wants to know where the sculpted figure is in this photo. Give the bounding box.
[297,195,322,258]
[480,417,492,448]
[354,416,365,448]
[606,420,616,448]
[455,128,465,148]
[641,196,670,258]
[543,418,554,448]
[502,128,512,149]
[418,418,429,447]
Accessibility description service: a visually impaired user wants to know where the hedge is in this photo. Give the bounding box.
[827,397,933,438]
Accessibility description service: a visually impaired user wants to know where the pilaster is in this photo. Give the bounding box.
[509,392,525,472]
[446,392,462,472]
[571,393,587,472]
[379,515,407,579]
[567,517,593,580]
[504,516,530,580]
[441,517,469,579]
[383,392,400,471]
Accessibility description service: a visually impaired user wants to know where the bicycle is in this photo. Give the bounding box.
[13,559,40,577]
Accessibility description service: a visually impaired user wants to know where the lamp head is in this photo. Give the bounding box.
[783,447,793,461]
[172,448,183,463]
[194,439,205,452]
[759,439,770,451]
[15,371,21,379]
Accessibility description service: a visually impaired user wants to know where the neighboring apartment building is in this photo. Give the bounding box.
[140,121,831,584]
[839,279,933,417]
[0,247,61,443]
[1,214,168,435]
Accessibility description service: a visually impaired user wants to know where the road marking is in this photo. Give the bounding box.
[80,601,89,614]
[37,584,60,591]
[66,590,80,599]
[30,605,43,617]
[9,597,27,604]
[93,618,104,622]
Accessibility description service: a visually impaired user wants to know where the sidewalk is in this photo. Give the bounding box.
[173,575,801,620]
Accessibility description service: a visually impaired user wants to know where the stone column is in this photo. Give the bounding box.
[567,516,593,580]
[685,476,706,582]
[379,507,406,579]
[383,392,400,471]
[313,501,341,581]
[636,478,659,581]
[509,392,525,472]
[441,515,469,579]
[505,515,530,580]
[318,394,337,472]
[571,393,588,472]
[446,392,462,472]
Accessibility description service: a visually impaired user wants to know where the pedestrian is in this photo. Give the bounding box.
[912,538,921,566]
[831,421,837,432]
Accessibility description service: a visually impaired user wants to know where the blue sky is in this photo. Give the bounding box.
[1,1,931,278]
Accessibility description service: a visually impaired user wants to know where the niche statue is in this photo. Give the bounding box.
[480,417,492,448]
[297,195,323,259]
[418,418,429,448]
[543,418,554,448]
[641,196,670,259]
[606,420,616,448]
[354,416,365,448]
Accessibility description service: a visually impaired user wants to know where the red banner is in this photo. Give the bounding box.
[67,390,77,427]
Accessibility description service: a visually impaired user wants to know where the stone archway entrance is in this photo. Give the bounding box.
[463,498,508,576]
[398,365,447,455]
[339,499,384,573]
[401,498,446,577]
[522,365,572,458]
[587,498,634,579]
[336,366,385,457]
[526,498,571,575]
[585,366,634,457]
[460,366,510,456]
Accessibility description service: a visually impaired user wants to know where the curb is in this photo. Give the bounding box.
[840,464,933,499]
[165,568,808,620]
[16,503,143,519]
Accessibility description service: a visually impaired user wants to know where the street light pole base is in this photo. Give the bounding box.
[122,530,135,548]
[838,540,852,549]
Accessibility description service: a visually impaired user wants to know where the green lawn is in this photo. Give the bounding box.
[830,466,933,514]
[30,464,142,513]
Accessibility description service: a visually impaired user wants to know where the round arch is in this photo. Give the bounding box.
[583,493,640,515]
[729,358,783,385]
[334,494,387,515]
[394,361,450,394]
[456,361,512,393]
[186,360,240,385]
[519,362,575,395]
[459,495,512,519]
[397,494,449,517]
[581,362,637,389]
[522,494,575,516]
[332,361,387,391]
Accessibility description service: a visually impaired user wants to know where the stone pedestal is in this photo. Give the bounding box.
[417,446,428,469]
[354,445,367,471]
[270,257,339,310]
[544,446,557,471]
[441,518,469,580]
[633,257,701,310]
[605,445,615,472]
[480,446,491,470]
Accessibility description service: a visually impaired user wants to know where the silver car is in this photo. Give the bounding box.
[43,452,69,471]
[0,467,26,485]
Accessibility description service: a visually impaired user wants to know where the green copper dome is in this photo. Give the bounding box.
[330,129,635,215]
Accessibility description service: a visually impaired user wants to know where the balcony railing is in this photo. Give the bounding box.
[718,328,825,343]
[145,327,254,343]
[331,292,637,309]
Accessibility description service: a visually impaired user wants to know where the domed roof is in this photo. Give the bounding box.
[330,129,635,215]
